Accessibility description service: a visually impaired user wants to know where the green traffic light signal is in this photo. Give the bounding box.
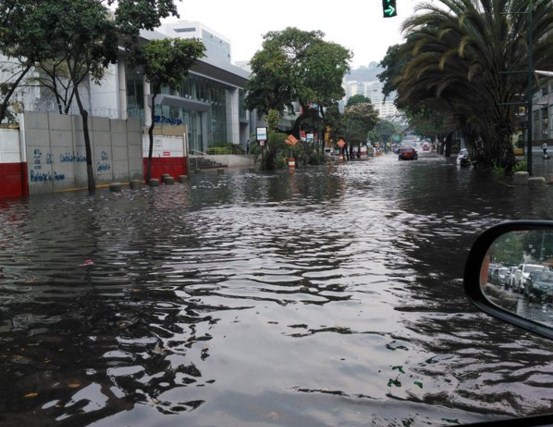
[382,0,397,17]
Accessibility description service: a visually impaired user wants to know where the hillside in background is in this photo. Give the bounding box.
[345,62,382,82]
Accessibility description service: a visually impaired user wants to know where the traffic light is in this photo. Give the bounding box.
[382,0,397,18]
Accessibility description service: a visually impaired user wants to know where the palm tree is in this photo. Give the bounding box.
[394,0,553,170]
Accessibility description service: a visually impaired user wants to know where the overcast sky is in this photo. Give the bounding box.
[169,0,417,68]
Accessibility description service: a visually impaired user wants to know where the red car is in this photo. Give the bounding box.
[398,146,418,160]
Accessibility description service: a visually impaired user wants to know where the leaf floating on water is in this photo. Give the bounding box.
[387,378,402,387]
[392,365,405,373]
[24,392,38,398]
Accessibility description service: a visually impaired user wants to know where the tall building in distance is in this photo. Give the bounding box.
[343,62,400,120]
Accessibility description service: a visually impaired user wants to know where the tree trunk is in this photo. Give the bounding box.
[74,88,96,193]
[146,93,157,183]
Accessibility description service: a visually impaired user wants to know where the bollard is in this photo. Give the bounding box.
[528,177,546,189]
[148,178,160,187]
[110,182,123,192]
[163,176,175,185]
[178,175,188,183]
[513,171,529,185]
[129,179,143,190]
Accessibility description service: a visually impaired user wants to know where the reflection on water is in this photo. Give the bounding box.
[2,153,553,426]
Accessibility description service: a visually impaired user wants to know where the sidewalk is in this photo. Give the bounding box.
[525,151,553,178]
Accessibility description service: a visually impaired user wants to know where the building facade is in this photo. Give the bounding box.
[533,77,553,145]
[0,20,255,198]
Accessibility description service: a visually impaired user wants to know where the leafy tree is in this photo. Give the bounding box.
[379,0,553,171]
[343,96,379,152]
[0,0,64,123]
[42,0,120,193]
[490,232,525,266]
[368,120,396,146]
[132,38,205,183]
[245,27,351,133]
[324,103,345,145]
[0,0,182,192]
[347,94,371,107]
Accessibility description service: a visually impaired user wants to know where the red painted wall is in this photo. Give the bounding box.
[142,157,187,182]
[0,162,28,199]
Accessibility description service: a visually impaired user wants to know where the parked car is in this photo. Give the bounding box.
[465,221,553,426]
[512,263,546,293]
[507,266,519,288]
[487,264,500,284]
[497,267,510,286]
[526,270,553,301]
[398,146,418,160]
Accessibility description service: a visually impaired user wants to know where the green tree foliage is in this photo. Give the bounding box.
[368,120,397,145]
[133,38,206,182]
[344,96,379,147]
[245,27,352,122]
[0,0,66,123]
[35,0,121,192]
[324,103,344,144]
[114,0,178,39]
[347,94,372,107]
[379,0,553,171]
[249,131,292,171]
[0,0,182,192]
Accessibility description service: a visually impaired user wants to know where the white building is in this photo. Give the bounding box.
[343,78,398,119]
[0,20,254,153]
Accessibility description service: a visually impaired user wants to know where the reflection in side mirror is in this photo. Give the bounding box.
[465,221,553,340]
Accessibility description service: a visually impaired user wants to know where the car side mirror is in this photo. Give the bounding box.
[464,220,553,340]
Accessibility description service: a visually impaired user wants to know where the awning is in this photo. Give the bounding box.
[149,94,211,111]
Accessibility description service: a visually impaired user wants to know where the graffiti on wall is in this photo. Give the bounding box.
[96,150,111,173]
[30,148,73,183]
[30,170,66,182]
[31,149,65,182]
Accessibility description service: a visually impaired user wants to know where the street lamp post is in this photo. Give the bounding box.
[526,0,534,175]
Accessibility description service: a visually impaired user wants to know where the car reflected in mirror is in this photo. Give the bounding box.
[465,221,553,339]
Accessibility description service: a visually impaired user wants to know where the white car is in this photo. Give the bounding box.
[512,264,546,293]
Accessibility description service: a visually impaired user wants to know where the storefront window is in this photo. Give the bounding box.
[126,68,231,147]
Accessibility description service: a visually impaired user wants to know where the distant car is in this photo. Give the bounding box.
[456,148,471,166]
[488,265,500,284]
[422,142,431,151]
[398,146,418,160]
[497,267,510,286]
[526,270,553,301]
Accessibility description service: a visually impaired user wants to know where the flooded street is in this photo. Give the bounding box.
[2,152,553,427]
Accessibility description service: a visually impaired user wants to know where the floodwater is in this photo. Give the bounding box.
[1,152,553,427]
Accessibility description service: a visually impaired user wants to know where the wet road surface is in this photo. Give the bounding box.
[1,151,553,426]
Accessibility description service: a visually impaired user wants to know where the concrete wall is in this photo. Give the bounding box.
[23,112,142,195]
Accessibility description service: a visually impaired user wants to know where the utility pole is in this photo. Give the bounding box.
[526,0,534,175]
